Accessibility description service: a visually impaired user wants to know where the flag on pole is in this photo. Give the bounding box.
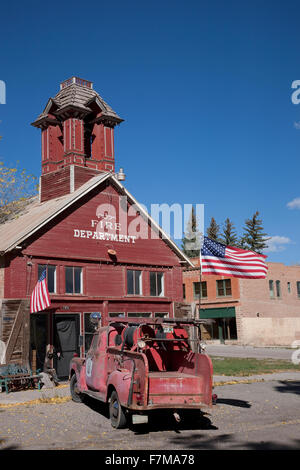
[201,236,268,279]
[30,269,51,313]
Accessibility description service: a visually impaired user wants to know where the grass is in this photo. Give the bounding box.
[211,356,300,376]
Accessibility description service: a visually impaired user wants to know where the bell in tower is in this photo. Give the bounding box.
[32,77,123,202]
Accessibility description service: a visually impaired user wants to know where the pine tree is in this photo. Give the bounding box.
[240,211,269,253]
[221,218,238,246]
[182,206,201,258]
[206,217,220,242]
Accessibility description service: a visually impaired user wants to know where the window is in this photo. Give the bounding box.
[65,267,82,294]
[128,312,152,318]
[109,312,125,318]
[287,282,291,294]
[154,312,169,318]
[297,282,300,298]
[217,279,232,297]
[183,284,186,299]
[84,313,99,353]
[276,280,281,298]
[269,280,274,299]
[127,270,142,295]
[150,272,164,297]
[193,281,207,299]
[38,264,56,293]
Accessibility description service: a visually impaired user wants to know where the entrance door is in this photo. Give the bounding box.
[53,314,80,380]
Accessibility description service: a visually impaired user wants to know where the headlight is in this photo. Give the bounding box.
[137,340,146,349]
[200,342,206,351]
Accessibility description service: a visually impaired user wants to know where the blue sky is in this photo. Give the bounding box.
[1,0,300,264]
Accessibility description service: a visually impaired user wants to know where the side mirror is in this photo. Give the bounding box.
[90,312,101,324]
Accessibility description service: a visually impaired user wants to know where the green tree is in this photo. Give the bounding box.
[182,206,201,258]
[221,218,238,246]
[206,217,220,242]
[240,211,269,253]
[0,161,38,224]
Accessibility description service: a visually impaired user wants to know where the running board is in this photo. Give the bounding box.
[81,390,105,401]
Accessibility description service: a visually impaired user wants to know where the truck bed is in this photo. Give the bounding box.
[148,371,197,379]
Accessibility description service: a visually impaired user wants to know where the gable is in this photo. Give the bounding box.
[24,180,185,267]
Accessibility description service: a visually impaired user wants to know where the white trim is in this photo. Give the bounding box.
[47,128,49,160]
[70,165,75,193]
[63,122,66,152]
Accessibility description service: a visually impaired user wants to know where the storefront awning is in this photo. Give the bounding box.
[199,307,236,319]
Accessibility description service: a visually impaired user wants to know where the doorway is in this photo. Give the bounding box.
[53,314,80,380]
[30,314,48,372]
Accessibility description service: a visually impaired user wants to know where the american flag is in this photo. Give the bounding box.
[30,269,51,313]
[201,237,268,279]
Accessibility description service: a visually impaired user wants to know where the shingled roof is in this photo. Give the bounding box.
[32,77,123,126]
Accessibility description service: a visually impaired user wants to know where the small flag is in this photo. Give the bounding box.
[201,237,268,279]
[30,269,51,313]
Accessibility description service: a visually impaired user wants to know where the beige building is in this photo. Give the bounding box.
[183,261,300,346]
[237,262,300,346]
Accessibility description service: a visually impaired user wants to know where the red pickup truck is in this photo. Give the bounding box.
[69,317,213,428]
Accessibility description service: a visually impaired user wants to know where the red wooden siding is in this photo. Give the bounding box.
[24,182,181,267]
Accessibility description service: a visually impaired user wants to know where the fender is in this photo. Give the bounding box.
[70,358,88,392]
[106,369,132,406]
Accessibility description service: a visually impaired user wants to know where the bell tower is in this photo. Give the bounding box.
[32,77,123,202]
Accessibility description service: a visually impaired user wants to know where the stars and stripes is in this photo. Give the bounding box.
[201,236,268,279]
[30,268,51,313]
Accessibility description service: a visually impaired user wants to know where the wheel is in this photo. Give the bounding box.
[70,374,83,403]
[109,391,127,429]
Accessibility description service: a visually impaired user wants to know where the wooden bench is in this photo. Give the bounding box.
[0,364,42,394]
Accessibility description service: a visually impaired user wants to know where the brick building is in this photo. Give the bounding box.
[183,258,300,346]
[0,77,192,379]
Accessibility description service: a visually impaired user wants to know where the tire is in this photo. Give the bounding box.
[70,374,83,403]
[109,391,127,429]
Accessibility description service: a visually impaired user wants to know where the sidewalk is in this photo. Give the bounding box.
[0,382,70,406]
[206,344,295,360]
[213,371,300,385]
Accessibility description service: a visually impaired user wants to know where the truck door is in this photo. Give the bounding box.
[85,330,107,396]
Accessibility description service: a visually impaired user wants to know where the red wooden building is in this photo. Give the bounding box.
[0,77,192,379]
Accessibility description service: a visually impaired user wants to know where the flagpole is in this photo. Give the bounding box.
[198,233,204,319]
[197,234,203,352]
[199,242,202,320]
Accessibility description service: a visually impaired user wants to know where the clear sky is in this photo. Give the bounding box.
[0,0,300,264]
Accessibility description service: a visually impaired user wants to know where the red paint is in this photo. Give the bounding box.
[70,319,213,428]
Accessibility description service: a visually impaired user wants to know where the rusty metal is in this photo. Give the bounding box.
[69,318,214,427]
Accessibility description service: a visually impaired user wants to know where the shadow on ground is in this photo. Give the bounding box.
[216,398,251,408]
[274,381,300,395]
[0,439,19,451]
[82,395,110,419]
[130,410,218,435]
[81,395,218,434]
[168,433,300,450]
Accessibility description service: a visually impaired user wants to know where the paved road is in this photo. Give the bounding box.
[206,344,295,360]
[1,377,300,451]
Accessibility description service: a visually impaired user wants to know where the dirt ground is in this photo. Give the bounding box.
[1,378,300,451]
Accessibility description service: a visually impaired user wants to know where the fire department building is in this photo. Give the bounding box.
[0,77,192,379]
